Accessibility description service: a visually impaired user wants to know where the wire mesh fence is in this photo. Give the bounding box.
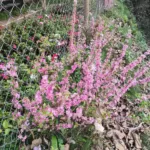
[0,1,71,149]
[0,0,114,149]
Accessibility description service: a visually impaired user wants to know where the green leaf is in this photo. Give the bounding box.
[60,144,64,150]
[0,129,2,133]
[2,120,12,129]
[82,139,92,150]
[5,128,10,135]
[3,120,9,129]
[58,137,64,150]
[51,135,58,150]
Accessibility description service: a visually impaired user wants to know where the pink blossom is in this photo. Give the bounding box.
[0,73,8,80]
[12,98,22,109]
[49,15,52,19]
[31,36,35,41]
[56,123,73,130]
[37,15,43,19]
[11,81,19,89]
[68,30,72,36]
[13,44,17,49]
[18,134,23,140]
[22,97,31,110]
[60,77,69,85]
[39,22,44,25]
[138,77,150,84]
[52,54,58,61]
[0,63,5,70]
[35,91,43,105]
[121,51,150,76]
[46,84,54,101]
[56,106,64,116]
[22,135,27,142]
[74,32,80,36]
[26,56,30,61]
[66,110,73,118]
[7,69,17,77]
[74,107,83,118]
[57,41,67,47]
[97,24,104,32]
[12,112,21,119]
[75,18,79,24]
[74,0,77,5]
[127,33,132,38]
[38,67,48,74]
[71,63,78,73]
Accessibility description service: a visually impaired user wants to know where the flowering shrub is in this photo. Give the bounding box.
[0,0,150,149]
[1,15,150,143]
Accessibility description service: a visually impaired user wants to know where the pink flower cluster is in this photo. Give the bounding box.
[3,38,150,135]
[0,59,17,79]
[1,0,150,142]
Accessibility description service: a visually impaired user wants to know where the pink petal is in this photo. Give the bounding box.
[13,44,17,49]
[37,15,43,19]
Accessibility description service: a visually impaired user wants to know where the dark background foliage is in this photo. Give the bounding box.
[125,0,150,43]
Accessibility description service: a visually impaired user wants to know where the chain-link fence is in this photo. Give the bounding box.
[0,0,114,149]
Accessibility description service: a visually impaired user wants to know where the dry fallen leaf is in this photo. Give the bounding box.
[94,118,104,133]
[106,130,125,139]
[31,138,42,149]
[132,133,142,149]
[115,141,126,150]
[43,137,49,146]
[64,144,70,150]
[114,130,126,139]
[25,145,31,150]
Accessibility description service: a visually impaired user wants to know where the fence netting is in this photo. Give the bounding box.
[0,0,110,149]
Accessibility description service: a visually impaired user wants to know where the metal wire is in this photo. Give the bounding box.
[0,0,103,149]
[0,1,73,149]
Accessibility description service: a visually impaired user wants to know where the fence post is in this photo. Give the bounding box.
[96,0,104,14]
[84,0,90,26]
[69,0,77,52]
[41,0,46,11]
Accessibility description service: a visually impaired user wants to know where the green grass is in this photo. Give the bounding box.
[103,0,148,51]
[0,12,9,21]
[0,6,29,21]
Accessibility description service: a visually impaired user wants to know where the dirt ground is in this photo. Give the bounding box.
[0,10,39,29]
